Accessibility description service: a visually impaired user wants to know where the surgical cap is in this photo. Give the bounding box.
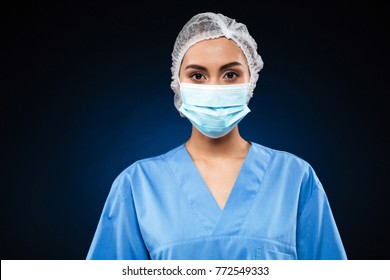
[170,12,264,114]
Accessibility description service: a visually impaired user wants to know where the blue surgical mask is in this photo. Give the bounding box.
[179,82,251,138]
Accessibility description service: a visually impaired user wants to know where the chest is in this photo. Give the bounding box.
[130,147,301,255]
[194,158,244,209]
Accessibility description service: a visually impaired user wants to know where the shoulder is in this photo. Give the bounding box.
[250,141,321,186]
[250,142,311,168]
[104,144,185,198]
[113,143,185,183]
[251,142,327,208]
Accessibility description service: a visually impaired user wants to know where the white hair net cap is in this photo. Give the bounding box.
[170,12,264,115]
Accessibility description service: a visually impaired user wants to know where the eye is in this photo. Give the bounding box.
[189,72,206,81]
[223,71,238,80]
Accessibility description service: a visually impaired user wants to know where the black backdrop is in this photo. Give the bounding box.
[2,1,388,259]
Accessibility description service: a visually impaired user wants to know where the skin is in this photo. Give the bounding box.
[179,37,252,210]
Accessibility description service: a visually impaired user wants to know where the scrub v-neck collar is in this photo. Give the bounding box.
[167,142,271,235]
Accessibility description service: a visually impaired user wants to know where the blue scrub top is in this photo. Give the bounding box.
[86,142,347,260]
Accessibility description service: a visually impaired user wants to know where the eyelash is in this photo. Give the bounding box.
[189,71,239,81]
[190,73,205,80]
[224,72,238,79]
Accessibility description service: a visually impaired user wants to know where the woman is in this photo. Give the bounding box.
[86,12,347,260]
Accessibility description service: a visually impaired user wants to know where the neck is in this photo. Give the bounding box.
[185,126,250,159]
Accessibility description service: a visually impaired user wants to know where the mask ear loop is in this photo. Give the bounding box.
[177,78,181,88]
[176,77,187,117]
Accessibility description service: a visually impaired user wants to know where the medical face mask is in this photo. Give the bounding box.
[179,82,251,138]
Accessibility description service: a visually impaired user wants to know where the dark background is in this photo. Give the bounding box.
[2,1,388,259]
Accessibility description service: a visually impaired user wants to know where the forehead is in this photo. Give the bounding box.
[181,37,248,66]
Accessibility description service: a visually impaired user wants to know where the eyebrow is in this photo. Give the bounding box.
[185,61,244,72]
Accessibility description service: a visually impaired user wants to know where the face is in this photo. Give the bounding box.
[179,37,250,85]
